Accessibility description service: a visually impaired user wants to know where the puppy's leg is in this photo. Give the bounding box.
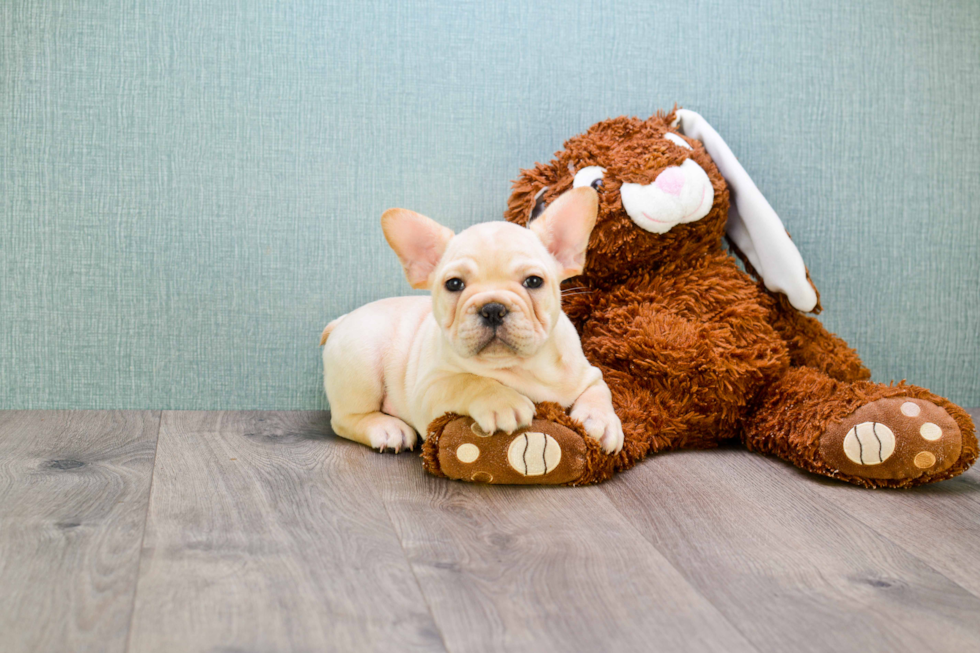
[342,413,417,453]
[420,374,535,435]
[570,381,624,454]
[323,337,418,453]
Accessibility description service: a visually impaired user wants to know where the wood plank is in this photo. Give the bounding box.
[790,407,980,597]
[369,447,757,653]
[127,411,445,653]
[0,410,159,653]
[602,445,980,653]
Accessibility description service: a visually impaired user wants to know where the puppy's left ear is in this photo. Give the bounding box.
[381,209,455,289]
[529,187,598,280]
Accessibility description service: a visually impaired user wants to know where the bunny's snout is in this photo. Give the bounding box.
[619,159,714,234]
[655,167,686,196]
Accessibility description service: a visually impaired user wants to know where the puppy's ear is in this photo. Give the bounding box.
[529,187,598,280]
[381,209,455,289]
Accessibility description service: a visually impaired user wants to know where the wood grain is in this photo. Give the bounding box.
[794,407,980,597]
[369,448,756,653]
[126,411,445,653]
[603,445,980,653]
[0,410,159,653]
[4,410,978,652]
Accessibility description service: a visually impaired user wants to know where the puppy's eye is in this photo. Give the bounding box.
[444,278,464,292]
[573,166,605,191]
[664,132,693,150]
[528,187,548,223]
[523,276,544,289]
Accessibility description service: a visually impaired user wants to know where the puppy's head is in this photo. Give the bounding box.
[382,188,598,363]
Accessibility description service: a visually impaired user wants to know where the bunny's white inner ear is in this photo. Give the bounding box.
[673,109,817,312]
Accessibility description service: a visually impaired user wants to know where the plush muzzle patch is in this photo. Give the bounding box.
[619,159,714,234]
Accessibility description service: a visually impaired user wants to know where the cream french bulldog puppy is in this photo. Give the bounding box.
[321,187,624,455]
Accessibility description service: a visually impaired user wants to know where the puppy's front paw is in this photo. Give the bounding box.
[365,416,418,453]
[468,388,535,435]
[570,404,624,454]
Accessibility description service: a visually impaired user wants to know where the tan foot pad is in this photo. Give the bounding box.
[820,397,962,480]
[437,418,587,485]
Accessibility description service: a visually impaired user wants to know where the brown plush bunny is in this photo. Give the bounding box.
[423,109,976,488]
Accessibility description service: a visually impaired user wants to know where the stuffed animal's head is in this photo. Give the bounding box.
[505,111,727,282]
[505,109,818,312]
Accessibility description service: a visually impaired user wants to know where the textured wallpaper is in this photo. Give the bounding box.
[1,0,978,409]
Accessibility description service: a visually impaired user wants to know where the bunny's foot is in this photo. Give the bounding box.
[819,397,962,481]
[743,367,977,488]
[432,417,586,484]
[421,402,618,485]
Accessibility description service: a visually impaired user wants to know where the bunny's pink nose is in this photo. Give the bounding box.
[655,167,685,196]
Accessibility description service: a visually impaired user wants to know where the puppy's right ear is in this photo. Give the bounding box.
[381,209,455,289]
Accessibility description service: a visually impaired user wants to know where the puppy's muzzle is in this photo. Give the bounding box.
[479,302,508,328]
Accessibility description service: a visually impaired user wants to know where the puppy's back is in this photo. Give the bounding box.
[322,295,431,377]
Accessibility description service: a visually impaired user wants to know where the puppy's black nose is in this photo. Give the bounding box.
[479,302,508,327]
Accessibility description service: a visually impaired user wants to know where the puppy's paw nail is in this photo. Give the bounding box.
[602,434,623,454]
[366,417,417,454]
[473,416,496,435]
[574,410,624,454]
[604,425,624,454]
[517,402,535,428]
[470,391,535,436]
[496,413,520,434]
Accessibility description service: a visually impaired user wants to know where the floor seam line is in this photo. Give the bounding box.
[122,409,165,653]
[597,479,765,653]
[373,456,453,653]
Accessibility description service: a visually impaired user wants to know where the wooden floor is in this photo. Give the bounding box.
[2,410,979,652]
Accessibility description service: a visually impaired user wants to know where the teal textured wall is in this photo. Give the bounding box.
[2,0,978,409]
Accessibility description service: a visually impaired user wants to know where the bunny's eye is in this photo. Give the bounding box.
[528,187,548,222]
[573,166,605,190]
[665,133,692,150]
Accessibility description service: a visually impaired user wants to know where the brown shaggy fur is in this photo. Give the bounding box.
[426,110,975,488]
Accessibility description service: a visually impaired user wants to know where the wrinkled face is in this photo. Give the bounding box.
[507,113,729,280]
[431,222,563,361]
